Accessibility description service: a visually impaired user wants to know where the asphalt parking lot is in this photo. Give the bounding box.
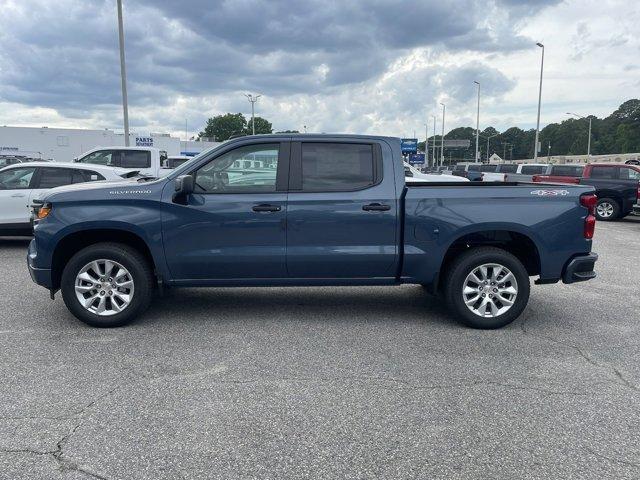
[1,217,639,480]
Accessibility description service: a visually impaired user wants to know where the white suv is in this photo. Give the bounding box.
[0,162,134,235]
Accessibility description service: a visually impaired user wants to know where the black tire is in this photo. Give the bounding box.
[60,242,154,327]
[595,197,620,221]
[443,247,530,329]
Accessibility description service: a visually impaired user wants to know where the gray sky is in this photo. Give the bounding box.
[0,0,637,139]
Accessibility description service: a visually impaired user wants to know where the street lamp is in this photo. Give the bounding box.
[244,93,262,135]
[440,102,446,167]
[484,133,499,162]
[474,81,480,163]
[116,0,130,146]
[432,115,437,168]
[566,112,592,157]
[533,42,544,162]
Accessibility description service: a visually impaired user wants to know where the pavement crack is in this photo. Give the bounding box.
[519,314,639,394]
[584,447,640,469]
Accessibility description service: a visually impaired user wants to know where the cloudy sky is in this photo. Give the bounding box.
[0,0,638,140]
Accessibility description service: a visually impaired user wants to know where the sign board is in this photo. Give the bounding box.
[135,137,154,147]
[401,138,418,155]
[443,139,470,149]
[408,153,425,165]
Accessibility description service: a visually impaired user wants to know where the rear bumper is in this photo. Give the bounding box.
[562,253,598,284]
[633,203,640,216]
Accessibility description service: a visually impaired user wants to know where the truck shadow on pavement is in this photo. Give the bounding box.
[143,286,457,329]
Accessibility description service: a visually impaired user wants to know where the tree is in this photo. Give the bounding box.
[199,113,247,142]
[246,116,273,135]
[275,130,300,134]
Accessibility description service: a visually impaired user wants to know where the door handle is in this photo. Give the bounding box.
[362,203,391,211]
[11,193,26,198]
[252,204,281,212]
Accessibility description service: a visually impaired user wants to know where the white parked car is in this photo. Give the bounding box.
[404,162,469,183]
[73,146,169,178]
[0,162,136,236]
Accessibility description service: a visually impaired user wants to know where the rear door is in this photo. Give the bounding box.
[286,140,398,278]
[29,167,76,206]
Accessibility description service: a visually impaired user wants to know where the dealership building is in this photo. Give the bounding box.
[0,126,220,162]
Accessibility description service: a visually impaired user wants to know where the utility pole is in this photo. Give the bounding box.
[116,0,130,146]
[440,103,446,167]
[486,133,498,162]
[566,112,592,157]
[474,81,480,162]
[533,42,545,162]
[425,123,429,168]
[432,115,437,168]
[245,93,261,135]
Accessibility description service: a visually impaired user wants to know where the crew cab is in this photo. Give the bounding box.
[0,162,137,236]
[73,146,168,178]
[533,163,640,220]
[27,134,598,330]
[532,164,585,184]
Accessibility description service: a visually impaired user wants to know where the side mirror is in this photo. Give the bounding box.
[173,174,194,203]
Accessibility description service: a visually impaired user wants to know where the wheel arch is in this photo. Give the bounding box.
[51,228,157,290]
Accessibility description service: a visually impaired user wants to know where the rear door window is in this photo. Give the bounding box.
[121,151,151,168]
[589,167,616,179]
[72,169,105,183]
[619,167,640,180]
[37,168,74,188]
[551,165,583,176]
[299,143,377,192]
[520,165,546,175]
[77,150,119,166]
[479,164,498,172]
[498,164,518,173]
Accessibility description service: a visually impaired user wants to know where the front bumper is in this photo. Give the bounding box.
[562,253,598,284]
[27,239,53,289]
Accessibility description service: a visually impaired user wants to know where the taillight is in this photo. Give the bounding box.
[580,193,597,239]
[532,175,541,182]
[636,183,640,200]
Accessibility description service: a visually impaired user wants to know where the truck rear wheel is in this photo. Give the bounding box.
[60,242,153,327]
[595,197,620,221]
[443,247,530,329]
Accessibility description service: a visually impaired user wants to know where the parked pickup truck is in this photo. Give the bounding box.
[531,164,585,184]
[73,146,169,178]
[533,163,640,220]
[27,134,598,330]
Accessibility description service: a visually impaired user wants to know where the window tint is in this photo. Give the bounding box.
[479,164,498,172]
[72,169,105,183]
[453,165,466,172]
[195,144,279,193]
[498,164,518,173]
[590,167,616,179]
[121,151,151,168]
[551,165,583,176]
[78,150,118,166]
[619,167,640,180]
[0,167,36,189]
[301,143,375,191]
[38,167,74,188]
[467,164,481,172]
[520,165,546,175]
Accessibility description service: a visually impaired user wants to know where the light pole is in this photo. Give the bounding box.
[432,115,437,168]
[485,133,499,162]
[116,0,130,146]
[533,42,544,162]
[424,123,429,168]
[566,112,592,157]
[244,93,261,135]
[474,81,480,162]
[440,102,446,167]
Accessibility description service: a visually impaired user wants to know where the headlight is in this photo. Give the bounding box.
[33,202,52,220]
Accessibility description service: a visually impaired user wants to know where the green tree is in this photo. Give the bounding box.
[246,116,273,135]
[199,113,247,141]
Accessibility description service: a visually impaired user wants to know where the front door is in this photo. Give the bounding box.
[162,142,290,281]
[286,141,398,278]
[0,166,37,227]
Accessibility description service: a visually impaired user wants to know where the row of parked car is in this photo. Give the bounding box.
[429,162,640,221]
[0,146,194,235]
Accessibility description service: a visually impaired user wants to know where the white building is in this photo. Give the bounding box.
[0,126,220,162]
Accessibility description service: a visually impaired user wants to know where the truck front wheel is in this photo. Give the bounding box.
[60,242,154,327]
[443,247,530,329]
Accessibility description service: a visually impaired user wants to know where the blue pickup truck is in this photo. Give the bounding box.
[28,135,598,329]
